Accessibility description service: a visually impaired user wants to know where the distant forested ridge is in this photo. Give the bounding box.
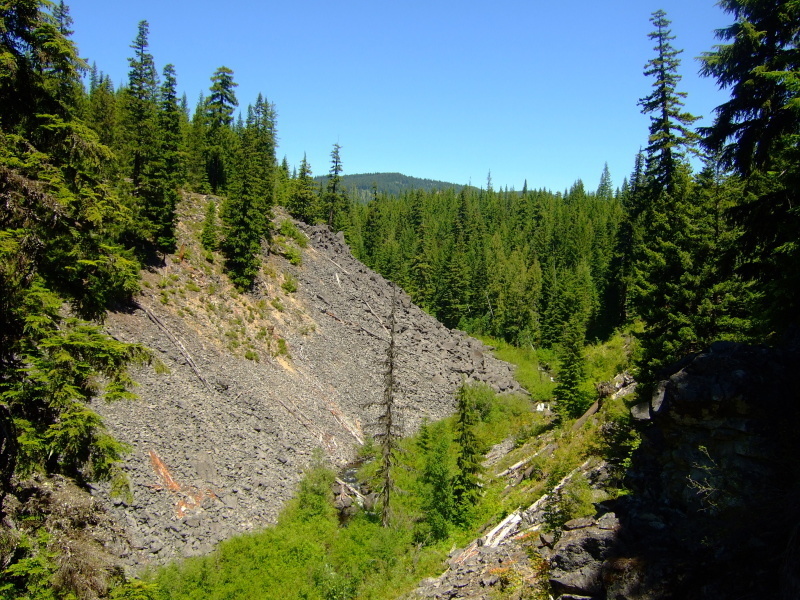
[314,172,471,200]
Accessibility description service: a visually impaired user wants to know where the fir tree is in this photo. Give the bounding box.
[452,383,483,523]
[419,426,454,542]
[0,0,148,510]
[205,66,238,192]
[638,9,699,191]
[290,154,318,223]
[144,62,182,252]
[630,10,705,383]
[201,199,219,251]
[553,316,590,421]
[219,106,272,290]
[700,0,800,332]
[122,20,158,192]
[322,143,348,230]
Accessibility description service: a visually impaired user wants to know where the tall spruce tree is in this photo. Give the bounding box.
[630,10,704,384]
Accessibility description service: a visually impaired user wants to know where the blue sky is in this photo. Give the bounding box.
[69,0,732,193]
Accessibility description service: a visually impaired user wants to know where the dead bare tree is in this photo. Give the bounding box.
[372,284,402,527]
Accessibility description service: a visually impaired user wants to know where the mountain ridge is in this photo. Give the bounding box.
[313,172,471,198]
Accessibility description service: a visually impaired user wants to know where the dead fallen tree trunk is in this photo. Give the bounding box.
[136,300,212,391]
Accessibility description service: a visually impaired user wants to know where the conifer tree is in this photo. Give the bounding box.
[201,199,219,251]
[290,154,318,223]
[219,109,270,290]
[630,10,705,383]
[322,143,348,230]
[372,286,402,527]
[700,0,800,332]
[185,93,209,191]
[205,66,238,192]
[86,73,117,150]
[452,383,483,523]
[144,63,182,252]
[122,20,158,192]
[638,10,699,190]
[419,426,454,542]
[553,316,590,421]
[0,0,148,507]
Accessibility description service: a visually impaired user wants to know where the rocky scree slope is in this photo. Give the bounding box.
[92,199,522,569]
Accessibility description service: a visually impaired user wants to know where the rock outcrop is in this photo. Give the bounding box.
[548,338,800,599]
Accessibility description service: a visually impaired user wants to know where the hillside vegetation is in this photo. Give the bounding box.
[313,172,470,201]
[1,1,799,599]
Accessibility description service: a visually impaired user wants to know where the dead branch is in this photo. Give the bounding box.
[325,255,351,275]
[136,301,212,391]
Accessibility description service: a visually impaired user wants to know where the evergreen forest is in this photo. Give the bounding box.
[1,1,799,598]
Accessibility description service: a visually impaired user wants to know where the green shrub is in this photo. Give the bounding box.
[279,220,309,248]
[542,474,595,538]
[281,274,298,294]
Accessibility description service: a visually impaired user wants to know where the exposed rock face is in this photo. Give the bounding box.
[548,515,618,597]
[92,219,522,569]
[549,338,800,599]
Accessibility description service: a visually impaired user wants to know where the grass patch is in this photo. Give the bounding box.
[278,219,309,248]
[476,336,557,402]
[281,273,298,294]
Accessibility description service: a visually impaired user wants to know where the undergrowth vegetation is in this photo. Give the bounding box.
[115,330,639,600]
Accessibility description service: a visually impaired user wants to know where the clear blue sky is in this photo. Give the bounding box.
[69,0,731,193]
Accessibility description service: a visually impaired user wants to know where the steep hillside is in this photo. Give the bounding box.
[91,194,522,569]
